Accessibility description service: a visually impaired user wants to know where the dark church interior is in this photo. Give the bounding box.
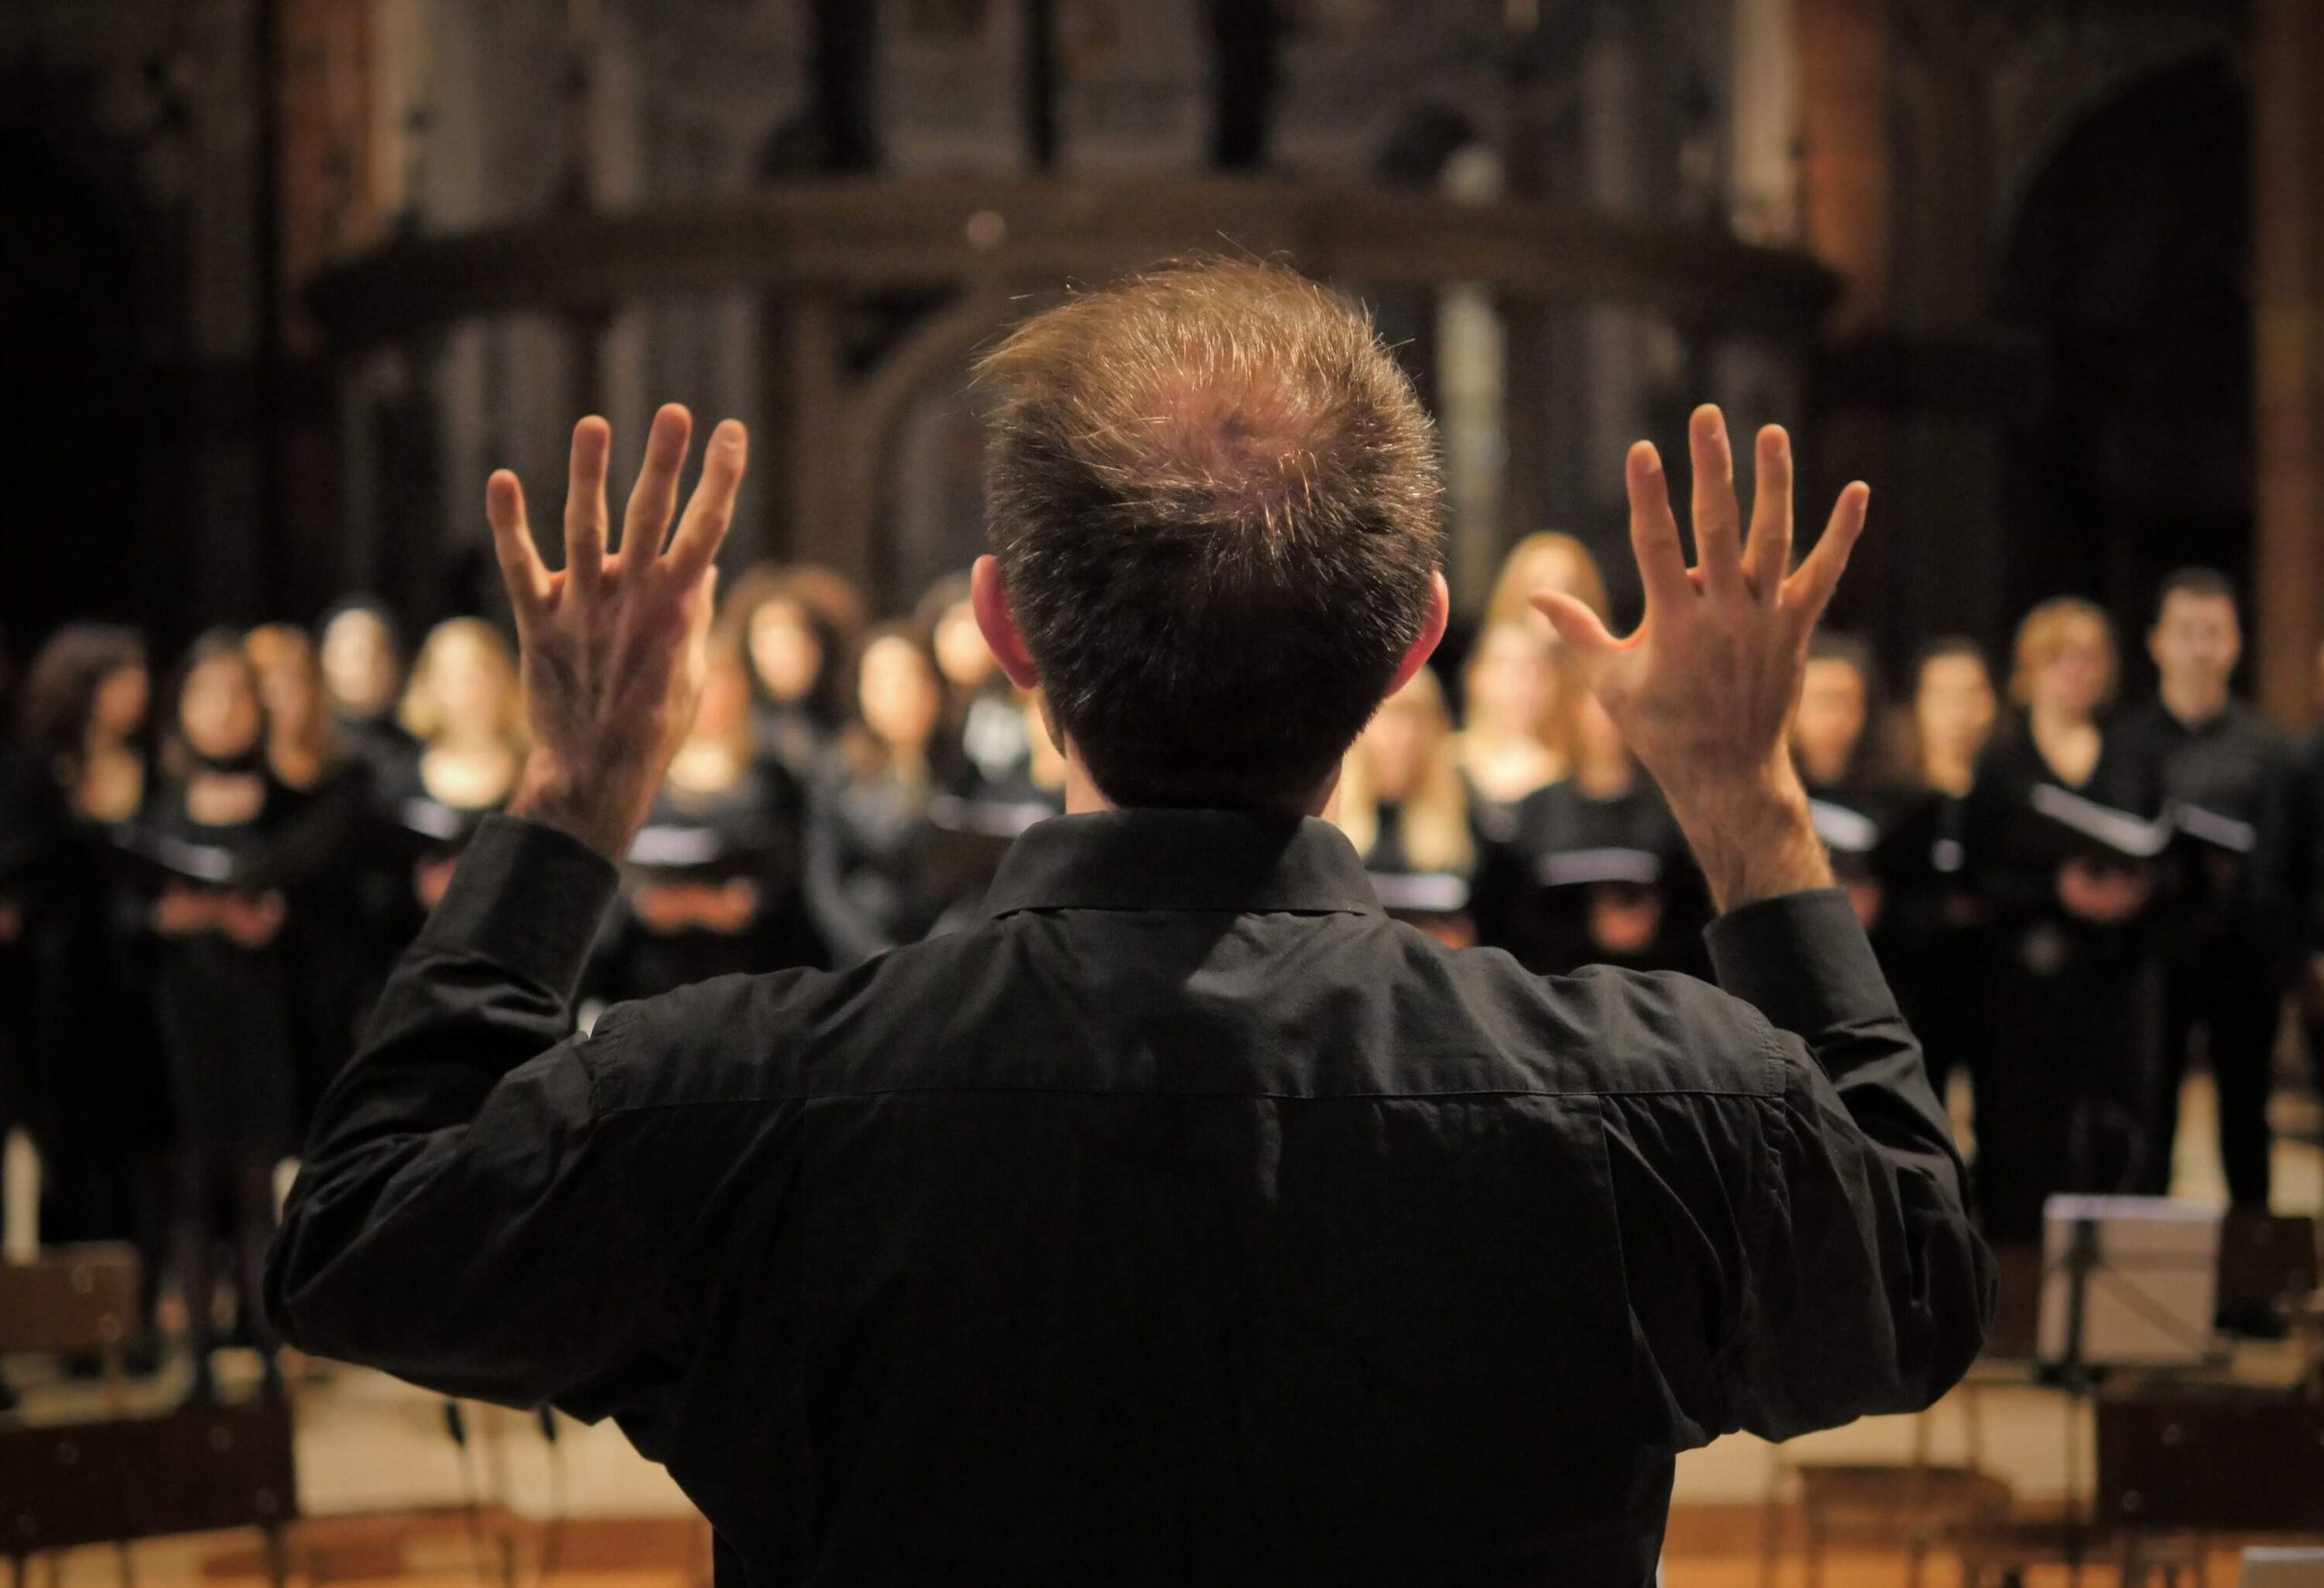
[5,0,2324,1583]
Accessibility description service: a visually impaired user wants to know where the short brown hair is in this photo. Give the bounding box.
[976,259,1444,812]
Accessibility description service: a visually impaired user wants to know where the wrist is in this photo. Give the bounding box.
[508,752,645,863]
[1659,753,1834,914]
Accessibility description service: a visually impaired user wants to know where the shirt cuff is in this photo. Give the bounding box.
[416,814,619,1000]
[1704,888,1898,1035]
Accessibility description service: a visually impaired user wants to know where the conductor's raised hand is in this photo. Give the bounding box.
[489,403,747,861]
[1534,406,1869,910]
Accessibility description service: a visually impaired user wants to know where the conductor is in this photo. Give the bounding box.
[267,261,1991,1586]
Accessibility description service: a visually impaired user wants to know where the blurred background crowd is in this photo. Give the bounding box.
[4,528,2320,1403]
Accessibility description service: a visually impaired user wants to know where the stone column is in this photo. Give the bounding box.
[2253,0,2324,726]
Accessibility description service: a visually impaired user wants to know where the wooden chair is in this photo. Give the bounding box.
[1947,1517,2209,1587]
[1759,1366,2015,1588]
[1796,1461,2013,1587]
[0,1396,297,1588]
[0,1245,140,1413]
[0,1246,297,1588]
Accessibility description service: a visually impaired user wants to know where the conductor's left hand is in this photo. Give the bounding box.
[490,404,748,862]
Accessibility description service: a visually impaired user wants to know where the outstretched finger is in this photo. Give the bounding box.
[1781,481,1870,635]
[487,469,551,624]
[665,419,749,584]
[621,403,693,557]
[1688,405,1745,597]
[1625,442,1693,614]
[1742,425,1794,601]
[564,417,611,592]
[1532,589,1624,664]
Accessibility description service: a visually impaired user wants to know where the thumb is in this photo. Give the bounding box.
[1531,590,1620,658]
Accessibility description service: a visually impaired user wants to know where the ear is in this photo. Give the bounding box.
[1381,571,1452,700]
[2147,624,2166,669]
[971,555,1041,693]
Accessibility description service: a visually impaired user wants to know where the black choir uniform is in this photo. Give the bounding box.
[802,760,957,966]
[911,695,1058,934]
[1802,774,1912,933]
[332,706,420,791]
[1880,785,1987,1111]
[1474,774,1708,978]
[378,754,509,940]
[603,765,816,1002]
[2290,726,2324,1110]
[1963,730,2168,1242]
[0,735,51,1189]
[1351,802,1479,945]
[22,781,174,1287]
[2112,699,2296,1208]
[753,697,839,788]
[274,756,398,1123]
[271,808,1990,1586]
[131,774,307,1161]
[133,762,326,1383]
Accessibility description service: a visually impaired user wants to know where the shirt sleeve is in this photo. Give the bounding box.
[263,815,692,1436]
[1703,890,1994,1439]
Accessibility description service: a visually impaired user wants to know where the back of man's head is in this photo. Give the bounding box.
[976,259,1444,813]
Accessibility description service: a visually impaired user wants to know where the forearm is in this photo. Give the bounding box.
[1658,755,1834,913]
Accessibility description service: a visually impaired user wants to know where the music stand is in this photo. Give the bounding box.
[2035,1196,2222,1582]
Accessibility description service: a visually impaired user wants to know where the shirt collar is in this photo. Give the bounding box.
[982,808,1384,918]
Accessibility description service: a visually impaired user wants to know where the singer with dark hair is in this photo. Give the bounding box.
[269,261,1989,1587]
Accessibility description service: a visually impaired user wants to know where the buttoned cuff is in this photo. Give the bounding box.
[1705,888,1898,1034]
[417,814,620,1001]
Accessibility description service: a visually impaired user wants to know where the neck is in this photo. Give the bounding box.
[1798,744,1854,787]
[2029,704,2091,743]
[1923,746,1974,797]
[2160,676,2227,727]
[438,724,505,756]
[1574,749,1634,800]
[1058,744,1334,818]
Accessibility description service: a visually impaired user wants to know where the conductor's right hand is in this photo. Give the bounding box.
[488,404,748,863]
[1534,406,1869,912]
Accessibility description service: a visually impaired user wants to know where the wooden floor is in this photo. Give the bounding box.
[7,1077,2321,1588]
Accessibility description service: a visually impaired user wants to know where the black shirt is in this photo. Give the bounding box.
[2112,698,2296,960]
[268,808,1991,1588]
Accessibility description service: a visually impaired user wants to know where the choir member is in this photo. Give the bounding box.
[803,623,954,964]
[604,642,817,1001]
[2112,569,2295,1207]
[1791,633,1906,931]
[1454,620,1566,840]
[136,632,303,1396]
[1484,532,1610,764]
[388,618,527,915]
[0,637,39,1244]
[920,689,1068,922]
[15,626,170,1367]
[1484,530,1610,633]
[317,597,419,785]
[1475,686,1705,977]
[919,572,1029,795]
[1883,638,2000,1113]
[245,625,392,1118]
[725,564,852,783]
[1334,667,1478,946]
[2298,638,2324,1108]
[1965,598,2167,1243]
